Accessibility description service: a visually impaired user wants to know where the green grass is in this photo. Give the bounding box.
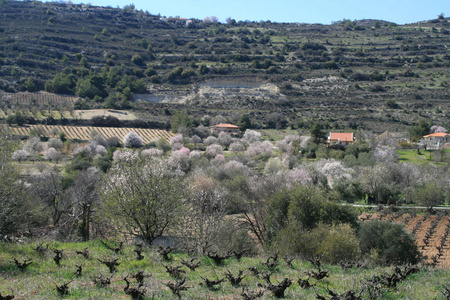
[259,129,300,142]
[0,240,449,299]
[397,149,450,166]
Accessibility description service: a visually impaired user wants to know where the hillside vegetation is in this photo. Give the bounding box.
[0,0,449,131]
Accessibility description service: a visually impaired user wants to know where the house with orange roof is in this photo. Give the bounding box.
[327,132,355,146]
[211,124,240,135]
[422,132,450,149]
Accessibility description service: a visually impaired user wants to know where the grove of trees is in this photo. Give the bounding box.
[1,124,449,267]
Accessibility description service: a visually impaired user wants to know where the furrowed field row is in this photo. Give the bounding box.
[1,125,174,143]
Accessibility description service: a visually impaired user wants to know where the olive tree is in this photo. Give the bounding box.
[410,182,446,211]
[358,221,420,265]
[102,152,185,244]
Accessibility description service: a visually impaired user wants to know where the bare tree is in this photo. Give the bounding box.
[0,131,35,234]
[182,173,229,254]
[29,170,71,226]
[68,167,102,241]
[102,155,185,244]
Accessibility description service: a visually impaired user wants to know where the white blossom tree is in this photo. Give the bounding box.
[48,137,64,150]
[430,125,447,133]
[218,132,233,148]
[24,137,43,154]
[170,134,184,151]
[263,157,286,175]
[44,147,62,163]
[142,148,163,157]
[205,144,223,159]
[12,149,29,163]
[204,136,219,146]
[247,141,274,158]
[243,129,261,144]
[169,149,190,172]
[0,132,34,234]
[191,135,202,148]
[221,160,252,178]
[285,167,312,189]
[373,145,398,163]
[229,141,246,153]
[123,131,144,148]
[189,150,202,159]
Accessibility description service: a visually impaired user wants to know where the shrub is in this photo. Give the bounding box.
[274,223,360,264]
[131,54,144,66]
[358,221,421,265]
[265,185,359,242]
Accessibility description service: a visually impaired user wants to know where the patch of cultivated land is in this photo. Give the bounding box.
[73,109,137,120]
[0,240,449,299]
[1,125,174,143]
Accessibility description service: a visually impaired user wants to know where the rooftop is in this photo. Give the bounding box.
[424,132,449,138]
[329,132,354,142]
[212,124,239,129]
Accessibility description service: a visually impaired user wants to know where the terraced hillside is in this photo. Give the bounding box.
[0,0,449,131]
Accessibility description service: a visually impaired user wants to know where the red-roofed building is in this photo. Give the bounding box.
[328,132,355,146]
[422,132,450,149]
[211,124,240,135]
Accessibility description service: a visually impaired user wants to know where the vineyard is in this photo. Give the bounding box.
[0,91,78,106]
[360,212,450,269]
[1,125,174,143]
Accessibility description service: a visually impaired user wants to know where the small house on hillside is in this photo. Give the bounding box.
[422,132,450,149]
[328,132,355,146]
[211,124,240,135]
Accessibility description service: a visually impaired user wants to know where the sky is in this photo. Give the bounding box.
[60,0,448,25]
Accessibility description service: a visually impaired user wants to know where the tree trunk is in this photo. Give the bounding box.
[81,203,91,241]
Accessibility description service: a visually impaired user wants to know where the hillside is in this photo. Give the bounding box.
[0,0,449,131]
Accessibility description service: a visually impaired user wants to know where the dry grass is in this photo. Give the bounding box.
[73,109,137,121]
